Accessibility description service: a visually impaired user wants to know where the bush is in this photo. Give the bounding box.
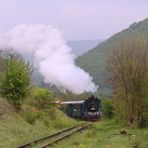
[101,98,114,119]
[31,87,54,109]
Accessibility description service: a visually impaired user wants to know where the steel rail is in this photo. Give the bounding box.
[41,124,87,148]
[17,123,87,148]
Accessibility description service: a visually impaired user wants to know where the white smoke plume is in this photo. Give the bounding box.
[0,24,97,94]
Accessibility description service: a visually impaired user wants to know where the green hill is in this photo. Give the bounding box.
[76,18,148,96]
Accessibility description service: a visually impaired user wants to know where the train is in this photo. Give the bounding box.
[60,95,102,121]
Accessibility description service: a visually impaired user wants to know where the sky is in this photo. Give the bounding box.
[0,0,148,40]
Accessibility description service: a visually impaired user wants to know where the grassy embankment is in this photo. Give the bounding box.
[0,97,78,148]
[54,119,148,148]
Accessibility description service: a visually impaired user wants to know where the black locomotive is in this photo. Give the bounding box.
[61,95,101,121]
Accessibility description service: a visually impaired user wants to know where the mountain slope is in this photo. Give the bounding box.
[76,18,148,96]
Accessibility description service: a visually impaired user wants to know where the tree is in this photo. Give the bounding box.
[0,54,33,109]
[108,35,148,128]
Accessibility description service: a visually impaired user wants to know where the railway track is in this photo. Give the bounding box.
[17,123,88,148]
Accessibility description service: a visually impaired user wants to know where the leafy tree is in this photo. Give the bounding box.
[108,35,148,128]
[0,55,33,108]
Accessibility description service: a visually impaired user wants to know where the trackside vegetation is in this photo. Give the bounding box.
[53,119,148,148]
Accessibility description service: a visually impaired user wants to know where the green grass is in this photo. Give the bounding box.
[53,119,148,148]
[0,97,78,148]
[0,113,51,148]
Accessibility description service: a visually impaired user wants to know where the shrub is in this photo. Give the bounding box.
[31,87,54,109]
[101,98,114,119]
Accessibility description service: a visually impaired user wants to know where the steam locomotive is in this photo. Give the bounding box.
[60,95,101,121]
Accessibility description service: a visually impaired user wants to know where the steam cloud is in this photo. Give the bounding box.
[0,24,97,94]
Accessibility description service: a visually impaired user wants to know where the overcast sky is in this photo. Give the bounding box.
[0,0,148,40]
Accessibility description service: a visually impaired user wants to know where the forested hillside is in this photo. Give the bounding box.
[76,18,148,96]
